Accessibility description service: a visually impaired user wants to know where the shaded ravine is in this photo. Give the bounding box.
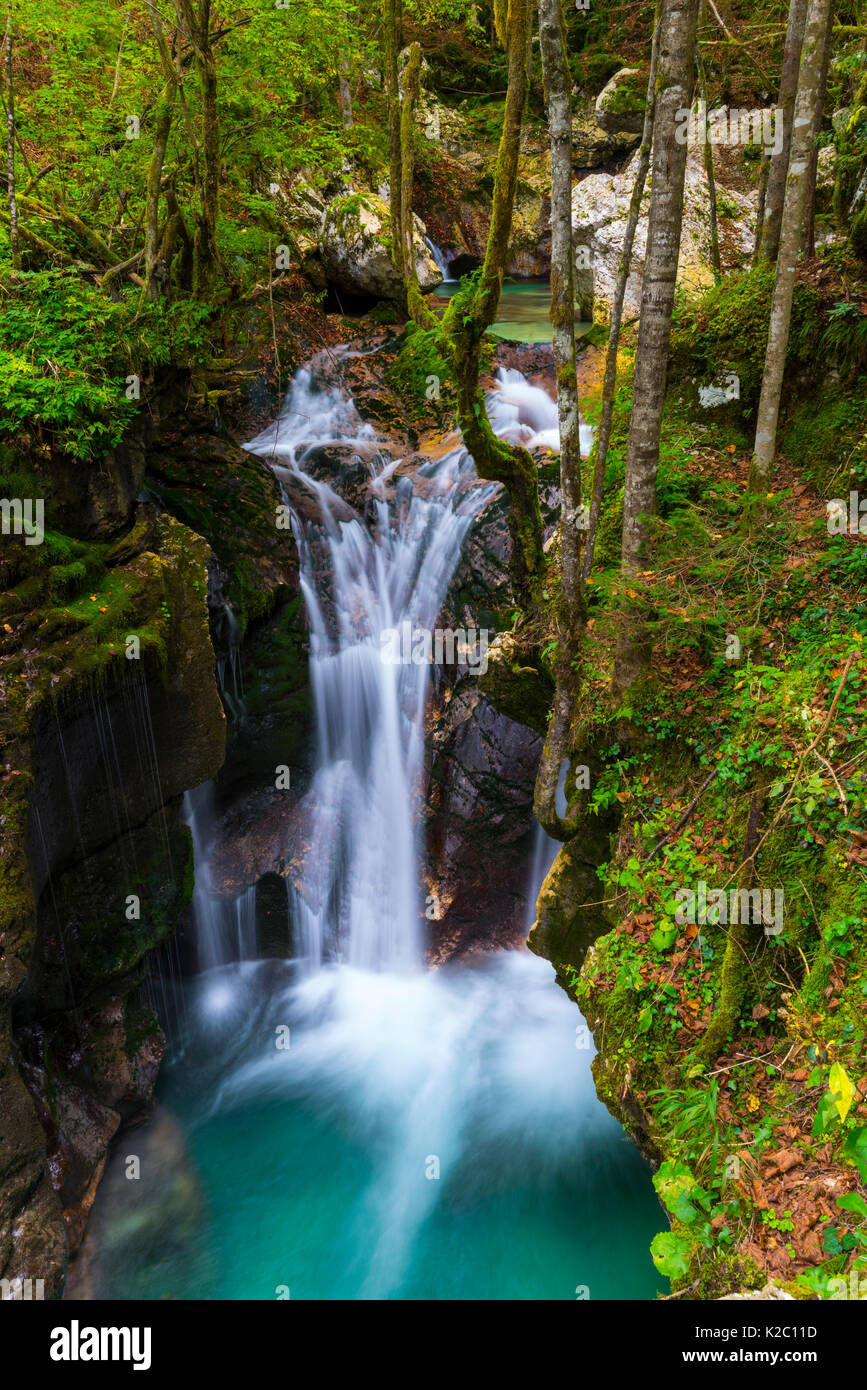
[69,359,664,1301]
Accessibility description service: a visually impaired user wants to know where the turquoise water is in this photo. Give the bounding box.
[93,954,665,1301]
[434,276,594,344]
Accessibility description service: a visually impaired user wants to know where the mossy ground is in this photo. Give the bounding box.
[505,258,867,1300]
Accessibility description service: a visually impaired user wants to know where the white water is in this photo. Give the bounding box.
[152,358,649,1301]
[487,367,595,456]
[424,234,455,283]
[245,363,497,972]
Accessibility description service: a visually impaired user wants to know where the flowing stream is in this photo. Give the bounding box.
[80,356,664,1301]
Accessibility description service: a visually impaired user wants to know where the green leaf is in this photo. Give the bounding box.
[650,1231,691,1279]
[653,1160,699,1222]
[837,1192,867,1220]
[651,925,677,951]
[637,1006,653,1034]
[843,1128,867,1185]
[813,1089,840,1138]
[830,1060,855,1123]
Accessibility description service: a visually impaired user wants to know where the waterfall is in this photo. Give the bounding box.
[97,356,662,1304]
[424,234,454,283]
[244,364,497,972]
[487,367,595,456]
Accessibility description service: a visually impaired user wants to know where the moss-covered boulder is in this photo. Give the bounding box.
[595,67,647,135]
[319,193,442,300]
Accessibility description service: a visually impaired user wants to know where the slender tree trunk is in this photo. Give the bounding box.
[145,78,176,299]
[383,0,403,282]
[749,0,834,500]
[752,151,770,265]
[760,0,808,264]
[539,0,582,622]
[696,9,721,281]
[173,0,221,297]
[399,43,422,291]
[613,0,700,698]
[4,0,19,271]
[582,4,661,585]
[339,71,353,129]
[534,0,585,838]
[805,0,835,256]
[446,0,544,604]
[385,0,544,604]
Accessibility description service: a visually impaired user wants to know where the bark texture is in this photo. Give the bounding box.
[613,0,700,697]
[760,0,809,264]
[750,0,834,498]
[582,4,661,585]
[534,0,584,838]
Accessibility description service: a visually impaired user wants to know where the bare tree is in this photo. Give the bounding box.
[805,0,835,256]
[613,0,701,697]
[4,0,18,271]
[749,0,834,500]
[534,0,584,836]
[582,5,661,585]
[759,0,808,264]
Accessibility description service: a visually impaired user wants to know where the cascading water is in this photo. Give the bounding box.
[244,364,497,973]
[90,355,664,1302]
[424,234,455,283]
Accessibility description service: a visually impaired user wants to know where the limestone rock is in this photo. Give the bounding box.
[572,143,755,321]
[595,68,647,135]
[319,193,442,300]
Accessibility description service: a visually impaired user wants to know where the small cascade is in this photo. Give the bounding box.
[182,782,258,980]
[424,235,455,282]
[244,362,497,973]
[487,366,595,456]
[216,601,246,722]
[524,821,560,931]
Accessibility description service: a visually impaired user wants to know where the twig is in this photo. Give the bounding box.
[646,767,721,861]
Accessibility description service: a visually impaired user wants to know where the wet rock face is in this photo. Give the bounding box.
[0,509,224,1296]
[63,1107,202,1300]
[34,439,148,541]
[423,682,543,962]
[527,832,614,972]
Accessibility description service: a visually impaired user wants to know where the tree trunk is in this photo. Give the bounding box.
[172,0,221,297]
[534,0,585,838]
[760,0,808,264]
[752,151,770,265]
[384,0,544,605]
[383,0,403,284]
[749,0,833,500]
[4,0,19,271]
[445,0,544,605]
[539,0,582,622]
[582,5,661,585]
[145,78,176,300]
[805,0,835,257]
[399,43,422,290]
[696,10,721,281]
[339,72,353,129]
[613,0,700,698]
